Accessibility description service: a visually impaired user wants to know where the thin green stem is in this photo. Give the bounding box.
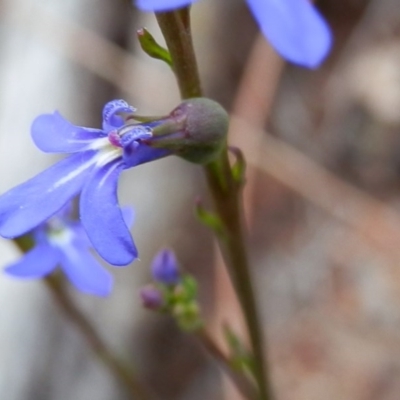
[196,329,257,399]
[156,11,201,98]
[13,238,152,400]
[204,155,272,400]
[44,275,152,400]
[155,10,273,400]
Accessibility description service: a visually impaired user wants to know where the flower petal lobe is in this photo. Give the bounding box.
[60,242,113,296]
[136,0,198,12]
[80,161,137,266]
[32,112,104,153]
[0,152,96,238]
[5,243,59,278]
[248,0,332,68]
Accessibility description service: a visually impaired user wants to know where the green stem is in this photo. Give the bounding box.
[204,154,272,400]
[196,329,257,399]
[14,238,152,400]
[156,11,201,98]
[155,10,273,400]
[44,276,152,400]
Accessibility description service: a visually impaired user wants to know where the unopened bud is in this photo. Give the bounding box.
[151,248,180,285]
[139,285,164,310]
[172,301,202,331]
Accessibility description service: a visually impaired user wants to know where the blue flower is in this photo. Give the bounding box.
[151,248,180,285]
[5,205,134,296]
[135,0,332,68]
[0,100,169,266]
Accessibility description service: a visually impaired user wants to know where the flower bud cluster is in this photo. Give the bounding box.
[139,249,203,331]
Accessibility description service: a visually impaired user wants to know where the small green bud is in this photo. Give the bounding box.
[229,146,246,187]
[149,98,229,164]
[224,325,256,376]
[173,302,203,332]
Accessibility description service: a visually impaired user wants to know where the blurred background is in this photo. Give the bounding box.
[2,0,400,399]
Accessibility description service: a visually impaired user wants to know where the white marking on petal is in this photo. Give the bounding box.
[51,156,98,191]
[48,227,73,247]
[51,147,122,192]
[98,161,121,188]
[95,148,122,167]
[87,137,111,151]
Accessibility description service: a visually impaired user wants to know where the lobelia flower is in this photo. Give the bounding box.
[135,0,332,68]
[0,98,228,267]
[5,204,133,296]
[0,100,170,266]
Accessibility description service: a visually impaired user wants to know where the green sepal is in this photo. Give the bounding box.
[127,114,166,123]
[224,325,256,378]
[149,98,229,164]
[195,199,226,238]
[229,146,246,187]
[158,274,203,332]
[176,275,198,302]
[137,28,173,68]
[173,301,203,332]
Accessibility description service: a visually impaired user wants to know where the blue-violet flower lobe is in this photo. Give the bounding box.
[4,205,132,296]
[135,0,332,68]
[0,100,169,266]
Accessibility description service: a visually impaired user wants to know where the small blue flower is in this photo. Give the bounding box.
[135,0,332,68]
[0,100,169,266]
[151,248,180,285]
[5,205,134,296]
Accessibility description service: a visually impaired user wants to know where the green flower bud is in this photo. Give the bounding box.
[172,301,203,332]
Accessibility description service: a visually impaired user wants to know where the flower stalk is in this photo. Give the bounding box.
[44,275,152,400]
[155,9,273,400]
[13,236,152,400]
[196,329,257,399]
[156,11,201,99]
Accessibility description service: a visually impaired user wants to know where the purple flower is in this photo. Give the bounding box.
[135,0,332,68]
[5,205,134,296]
[139,284,164,309]
[0,100,169,266]
[151,248,180,285]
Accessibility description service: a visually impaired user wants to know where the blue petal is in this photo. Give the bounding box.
[119,126,152,149]
[80,161,137,266]
[60,241,113,296]
[68,221,93,249]
[0,151,97,238]
[54,202,75,221]
[102,100,136,131]
[5,243,59,278]
[123,143,170,168]
[135,0,199,12]
[32,112,105,153]
[69,207,134,256]
[121,207,135,228]
[247,0,332,68]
